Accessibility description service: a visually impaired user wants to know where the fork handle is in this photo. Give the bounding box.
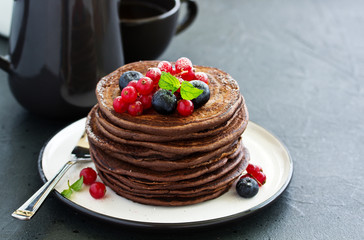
[12,161,75,220]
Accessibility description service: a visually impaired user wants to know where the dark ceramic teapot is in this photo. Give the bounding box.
[0,0,124,118]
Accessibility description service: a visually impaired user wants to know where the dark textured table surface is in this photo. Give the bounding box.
[1,0,363,239]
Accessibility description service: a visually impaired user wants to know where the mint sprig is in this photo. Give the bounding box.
[61,176,84,199]
[158,71,203,100]
[158,72,180,93]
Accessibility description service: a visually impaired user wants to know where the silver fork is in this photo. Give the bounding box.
[12,131,91,220]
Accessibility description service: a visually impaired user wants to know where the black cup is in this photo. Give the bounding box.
[120,0,198,63]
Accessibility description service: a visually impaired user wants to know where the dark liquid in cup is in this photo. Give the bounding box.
[120,2,168,19]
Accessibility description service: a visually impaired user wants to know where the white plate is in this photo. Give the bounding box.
[38,118,293,229]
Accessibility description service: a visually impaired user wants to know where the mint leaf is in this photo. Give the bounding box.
[70,176,83,192]
[61,177,84,199]
[180,81,203,100]
[61,188,73,199]
[158,72,180,93]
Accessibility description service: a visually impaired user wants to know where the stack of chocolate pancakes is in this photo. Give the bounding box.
[86,61,249,206]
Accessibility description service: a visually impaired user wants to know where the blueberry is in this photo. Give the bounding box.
[236,177,259,198]
[190,80,210,109]
[119,71,144,91]
[152,89,177,115]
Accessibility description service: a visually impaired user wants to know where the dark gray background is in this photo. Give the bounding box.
[1,0,363,239]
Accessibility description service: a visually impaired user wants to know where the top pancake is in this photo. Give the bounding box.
[96,61,247,136]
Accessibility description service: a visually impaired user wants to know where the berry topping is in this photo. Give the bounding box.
[236,177,259,198]
[177,99,194,116]
[79,167,97,185]
[190,80,210,109]
[119,71,143,91]
[114,58,211,117]
[158,61,173,73]
[152,89,177,115]
[113,96,128,113]
[89,182,106,199]
[175,57,193,73]
[195,72,209,84]
[138,93,153,110]
[136,77,154,95]
[128,101,143,116]
[121,86,138,103]
[146,67,162,84]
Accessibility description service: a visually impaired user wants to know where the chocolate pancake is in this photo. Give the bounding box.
[86,61,249,206]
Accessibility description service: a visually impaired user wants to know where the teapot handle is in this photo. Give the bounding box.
[175,0,198,35]
[0,54,11,73]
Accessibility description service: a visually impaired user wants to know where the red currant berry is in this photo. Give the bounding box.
[180,70,195,81]
[136,77,154,95]
[128,101,143,116]
[254,171,266,186]
[121,86,138,103]
[138,94,153,110]
[80,167,97,185]
[246,163,263,175]
[195,72,209,84]
[127,80,138,89]
[177,99,194,116]
[246,164,255,174]
[157,61,173,73]
[113,96,128,113]
[146,68,161,84]
[89,182,106,199]
[175,57,193,73]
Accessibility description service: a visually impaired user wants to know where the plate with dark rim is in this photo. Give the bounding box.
[38,118,293,229]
